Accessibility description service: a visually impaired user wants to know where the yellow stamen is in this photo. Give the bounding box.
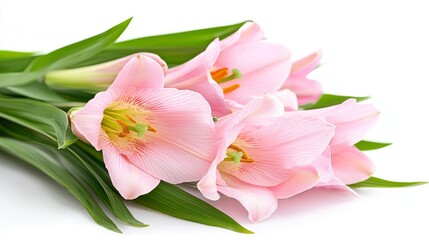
[210,68,229,81]
[116,119,130,134]
[224,144,253,163]
[223,84,240,94]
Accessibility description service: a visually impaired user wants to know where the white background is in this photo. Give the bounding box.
[0,0,428,239]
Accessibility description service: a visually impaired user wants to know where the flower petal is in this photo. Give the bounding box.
[331,146,375,184]
[166,39,220,85]
[103,146,160,199]
[269,166,320,199]
[220,22,264,50]
[198,95,284,199]
[70,91,118,150]
[215,41,292,104]
[281,50,323,105]
[289,50,322,78]
[282,78,323,105]
[165,40,229,117]
[288,99,379,148]
[273,89,299,110]
[218,173,278,223]
[311,147,334,183]
[316,177,358,196]
[218,117,335,186]
[109,54,167,94]
[123,88,216,183]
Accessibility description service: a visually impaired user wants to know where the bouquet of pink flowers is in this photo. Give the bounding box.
[0,19,425,233]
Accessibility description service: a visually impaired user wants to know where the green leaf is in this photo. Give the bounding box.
[0,21,246,73]
[67,146,147,227]
[134,182,253,234]
[25,18,132,73]
[0,96,77,148]
[349,176,427,188]
[302,94,369,110]
[0,51,37,72]
[355,140,392,151]
[0,72,42,88]
[7,82,70,102]
[0,120,145,228]
[0,137,121,233]
[74,21,248,68]
[0,50,36,60]
[0,56,36,72]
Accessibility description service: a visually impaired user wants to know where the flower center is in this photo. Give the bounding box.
[101,108,156,138]
[223,143,253,164]
[210,68,242,94]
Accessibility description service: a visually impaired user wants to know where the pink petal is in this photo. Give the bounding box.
[215,41,292,104]
[218,117,334,186]
[331,146,375,184]
[166,39,220,86]
[103,146,160,199]
[327,103,379,149]
[191,73,230,117]
[289,50,322,78]
[218,173,278,223]
[273,89,299,110]
[198,95,284,199]
[70,91,118,150]
[220,22,264,50]
[311,147,334,183]
[281,50,323,105]
[123,88,216,183]
[198,126,239,200]
[165,40,230,117]
[317,99,379,149]
[288,99,380,148]
[316,177,358,196]
[270,166,320,199]
[109,55,167,94]
[282,79,323,105]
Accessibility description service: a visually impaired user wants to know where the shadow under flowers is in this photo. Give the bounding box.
[199,186,359,223]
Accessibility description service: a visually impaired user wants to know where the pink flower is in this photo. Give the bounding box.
[287,99,379,187]
[70,54,216,199]
[166,22,292,117]
[280,50,323,106]
[197,95,335,222]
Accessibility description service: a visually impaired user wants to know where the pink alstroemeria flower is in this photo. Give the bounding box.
[197,95,335,222]
[288,99,379,187]
[166,22,292,117]
[70,54,216,199]
[280,50,323,106]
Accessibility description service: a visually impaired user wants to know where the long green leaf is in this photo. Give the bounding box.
[302,94,369,110]
[0,50,36,60]
[355,140,392,151]
[25,18,131,72]
[0,21,246,73]
[1,18,131,99]
[135,182,252,234]
[67,146,147,227]
[0,51,37,72]
[7,82,71,102]
[0,137,121,233]
[0,120,145,228]
[0,96,76,148]
[0,72,43,88]
[66,21,248,68]
[349,176,427,188]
